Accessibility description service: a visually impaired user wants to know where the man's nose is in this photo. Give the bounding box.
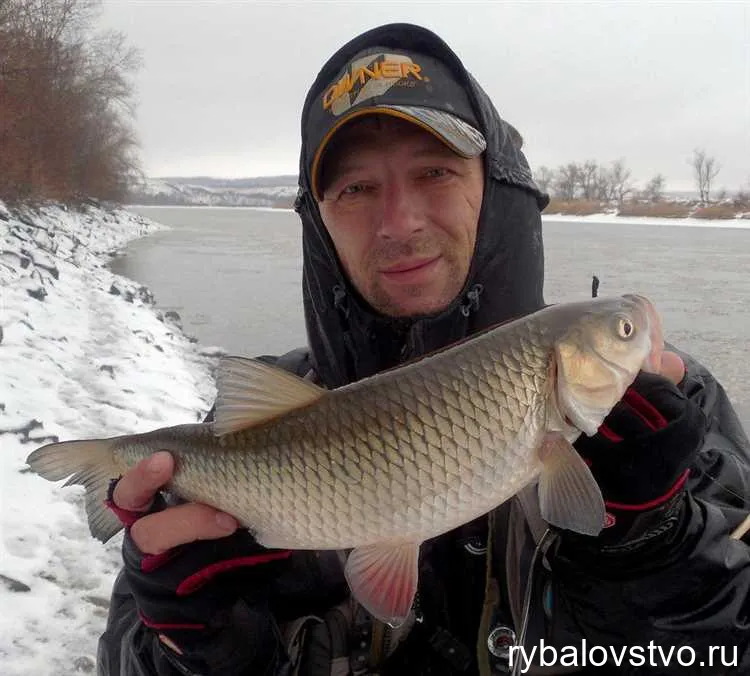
[376,180,424,240]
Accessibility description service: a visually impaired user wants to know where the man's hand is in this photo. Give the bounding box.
[111,451,238,554]
[658,350,686,386]
[573,348,706,544]
[106,451,291,659]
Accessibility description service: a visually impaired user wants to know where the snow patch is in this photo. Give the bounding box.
[0,199,218,675]
[543,212,750,229]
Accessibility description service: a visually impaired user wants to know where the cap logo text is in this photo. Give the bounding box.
[322,54,424,113]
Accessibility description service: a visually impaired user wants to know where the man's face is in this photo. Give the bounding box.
[317,116,484,318]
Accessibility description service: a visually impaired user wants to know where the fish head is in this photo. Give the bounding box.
[553,294,663,437]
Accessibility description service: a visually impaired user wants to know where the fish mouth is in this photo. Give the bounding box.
[623,294,664,373]
[591,345,637,386]
[644,303,665,373]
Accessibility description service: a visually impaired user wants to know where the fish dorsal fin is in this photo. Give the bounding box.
[214,356,325,435]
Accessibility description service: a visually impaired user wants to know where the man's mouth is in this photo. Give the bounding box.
[379,256,441,276]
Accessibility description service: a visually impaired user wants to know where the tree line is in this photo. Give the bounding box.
[535,150,745,206]
[0,0,141,203]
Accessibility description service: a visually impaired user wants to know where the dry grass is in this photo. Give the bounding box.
[692,204,742,220]
[544,199,747,220]
[617,201,694,218]
[544,199,606,216]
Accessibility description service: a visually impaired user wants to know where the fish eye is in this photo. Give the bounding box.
[616,316,635,340]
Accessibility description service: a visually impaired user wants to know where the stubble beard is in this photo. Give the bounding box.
[361,234,465,318]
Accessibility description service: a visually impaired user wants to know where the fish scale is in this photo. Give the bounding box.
[142,320,552,550]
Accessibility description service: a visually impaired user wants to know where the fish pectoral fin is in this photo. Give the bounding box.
[214,356,325,436]
[537,432,606,536]
[344,541,420,628]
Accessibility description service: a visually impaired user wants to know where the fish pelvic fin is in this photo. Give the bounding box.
[26,438,123,543]
[538,432,606,536]
[214,356,325,436]
[345,541,420,629]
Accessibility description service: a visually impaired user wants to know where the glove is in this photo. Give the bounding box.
[106,480,291,668]
[573,371,707,545]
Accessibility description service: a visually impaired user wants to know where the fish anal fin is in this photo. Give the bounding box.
[214,356,325,436]
[538,432,606,536]
[344,541,420,628]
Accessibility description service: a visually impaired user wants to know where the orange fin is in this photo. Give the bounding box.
[344,542,420,628]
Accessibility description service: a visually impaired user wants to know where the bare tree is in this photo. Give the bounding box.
[594,166,613,202]
[0,0,141,202]
[553,163,580,200]
[608,159,632,204]
[734,188,750,209]
[641,174,666,202]
[0,0,20,28]
[577,160,599,200]
[534,166,554,194]
[690,148,721,204]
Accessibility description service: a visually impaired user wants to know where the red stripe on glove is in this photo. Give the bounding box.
[176,550,293,595]
[138,610,205,631]
[103,499,142,528]
[623,387,668,431]
[598,424,623,442]
[141,550,178,573]
[604,469,689,512]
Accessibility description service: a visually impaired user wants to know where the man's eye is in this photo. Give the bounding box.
[423,168,449,178]
[341,183,369,196]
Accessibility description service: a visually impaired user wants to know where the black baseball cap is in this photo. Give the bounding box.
[305,47,487,201]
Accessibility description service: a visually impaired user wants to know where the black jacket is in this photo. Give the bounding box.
[97,349,750,676]
[98,22,750,676]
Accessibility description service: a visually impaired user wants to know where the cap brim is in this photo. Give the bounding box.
[311,105,486,201]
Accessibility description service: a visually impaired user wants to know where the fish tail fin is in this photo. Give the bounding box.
[26,438,124,543]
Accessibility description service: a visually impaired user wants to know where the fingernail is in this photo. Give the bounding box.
[216,513,237,531]
[148,452,169,473]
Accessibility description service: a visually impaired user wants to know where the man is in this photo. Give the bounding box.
[98,23,750,675]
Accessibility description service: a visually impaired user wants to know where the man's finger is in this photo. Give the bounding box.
[130,502,238,555]
[113,451,174,512]
[660,350,686,386]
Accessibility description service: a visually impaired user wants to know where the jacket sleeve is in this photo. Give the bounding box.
[96,570,285,676]
[553,352,750,674]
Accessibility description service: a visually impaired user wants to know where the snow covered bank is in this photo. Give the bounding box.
[542,212,750,229]
[0,200,220,675]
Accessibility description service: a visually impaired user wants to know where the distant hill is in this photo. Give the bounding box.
[125,177,707,209]
[157,175,299,189]
[126,176,299,208]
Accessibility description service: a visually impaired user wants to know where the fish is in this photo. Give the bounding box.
[26,294,663,626]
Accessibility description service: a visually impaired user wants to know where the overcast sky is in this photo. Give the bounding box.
[99,1,749,191]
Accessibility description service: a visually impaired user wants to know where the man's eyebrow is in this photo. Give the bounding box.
[323,160,367,188]
[322,142,464,192]
[332,160,367,176]
[330,146,459,176]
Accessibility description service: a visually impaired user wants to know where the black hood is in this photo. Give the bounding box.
[295,23,549,389]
